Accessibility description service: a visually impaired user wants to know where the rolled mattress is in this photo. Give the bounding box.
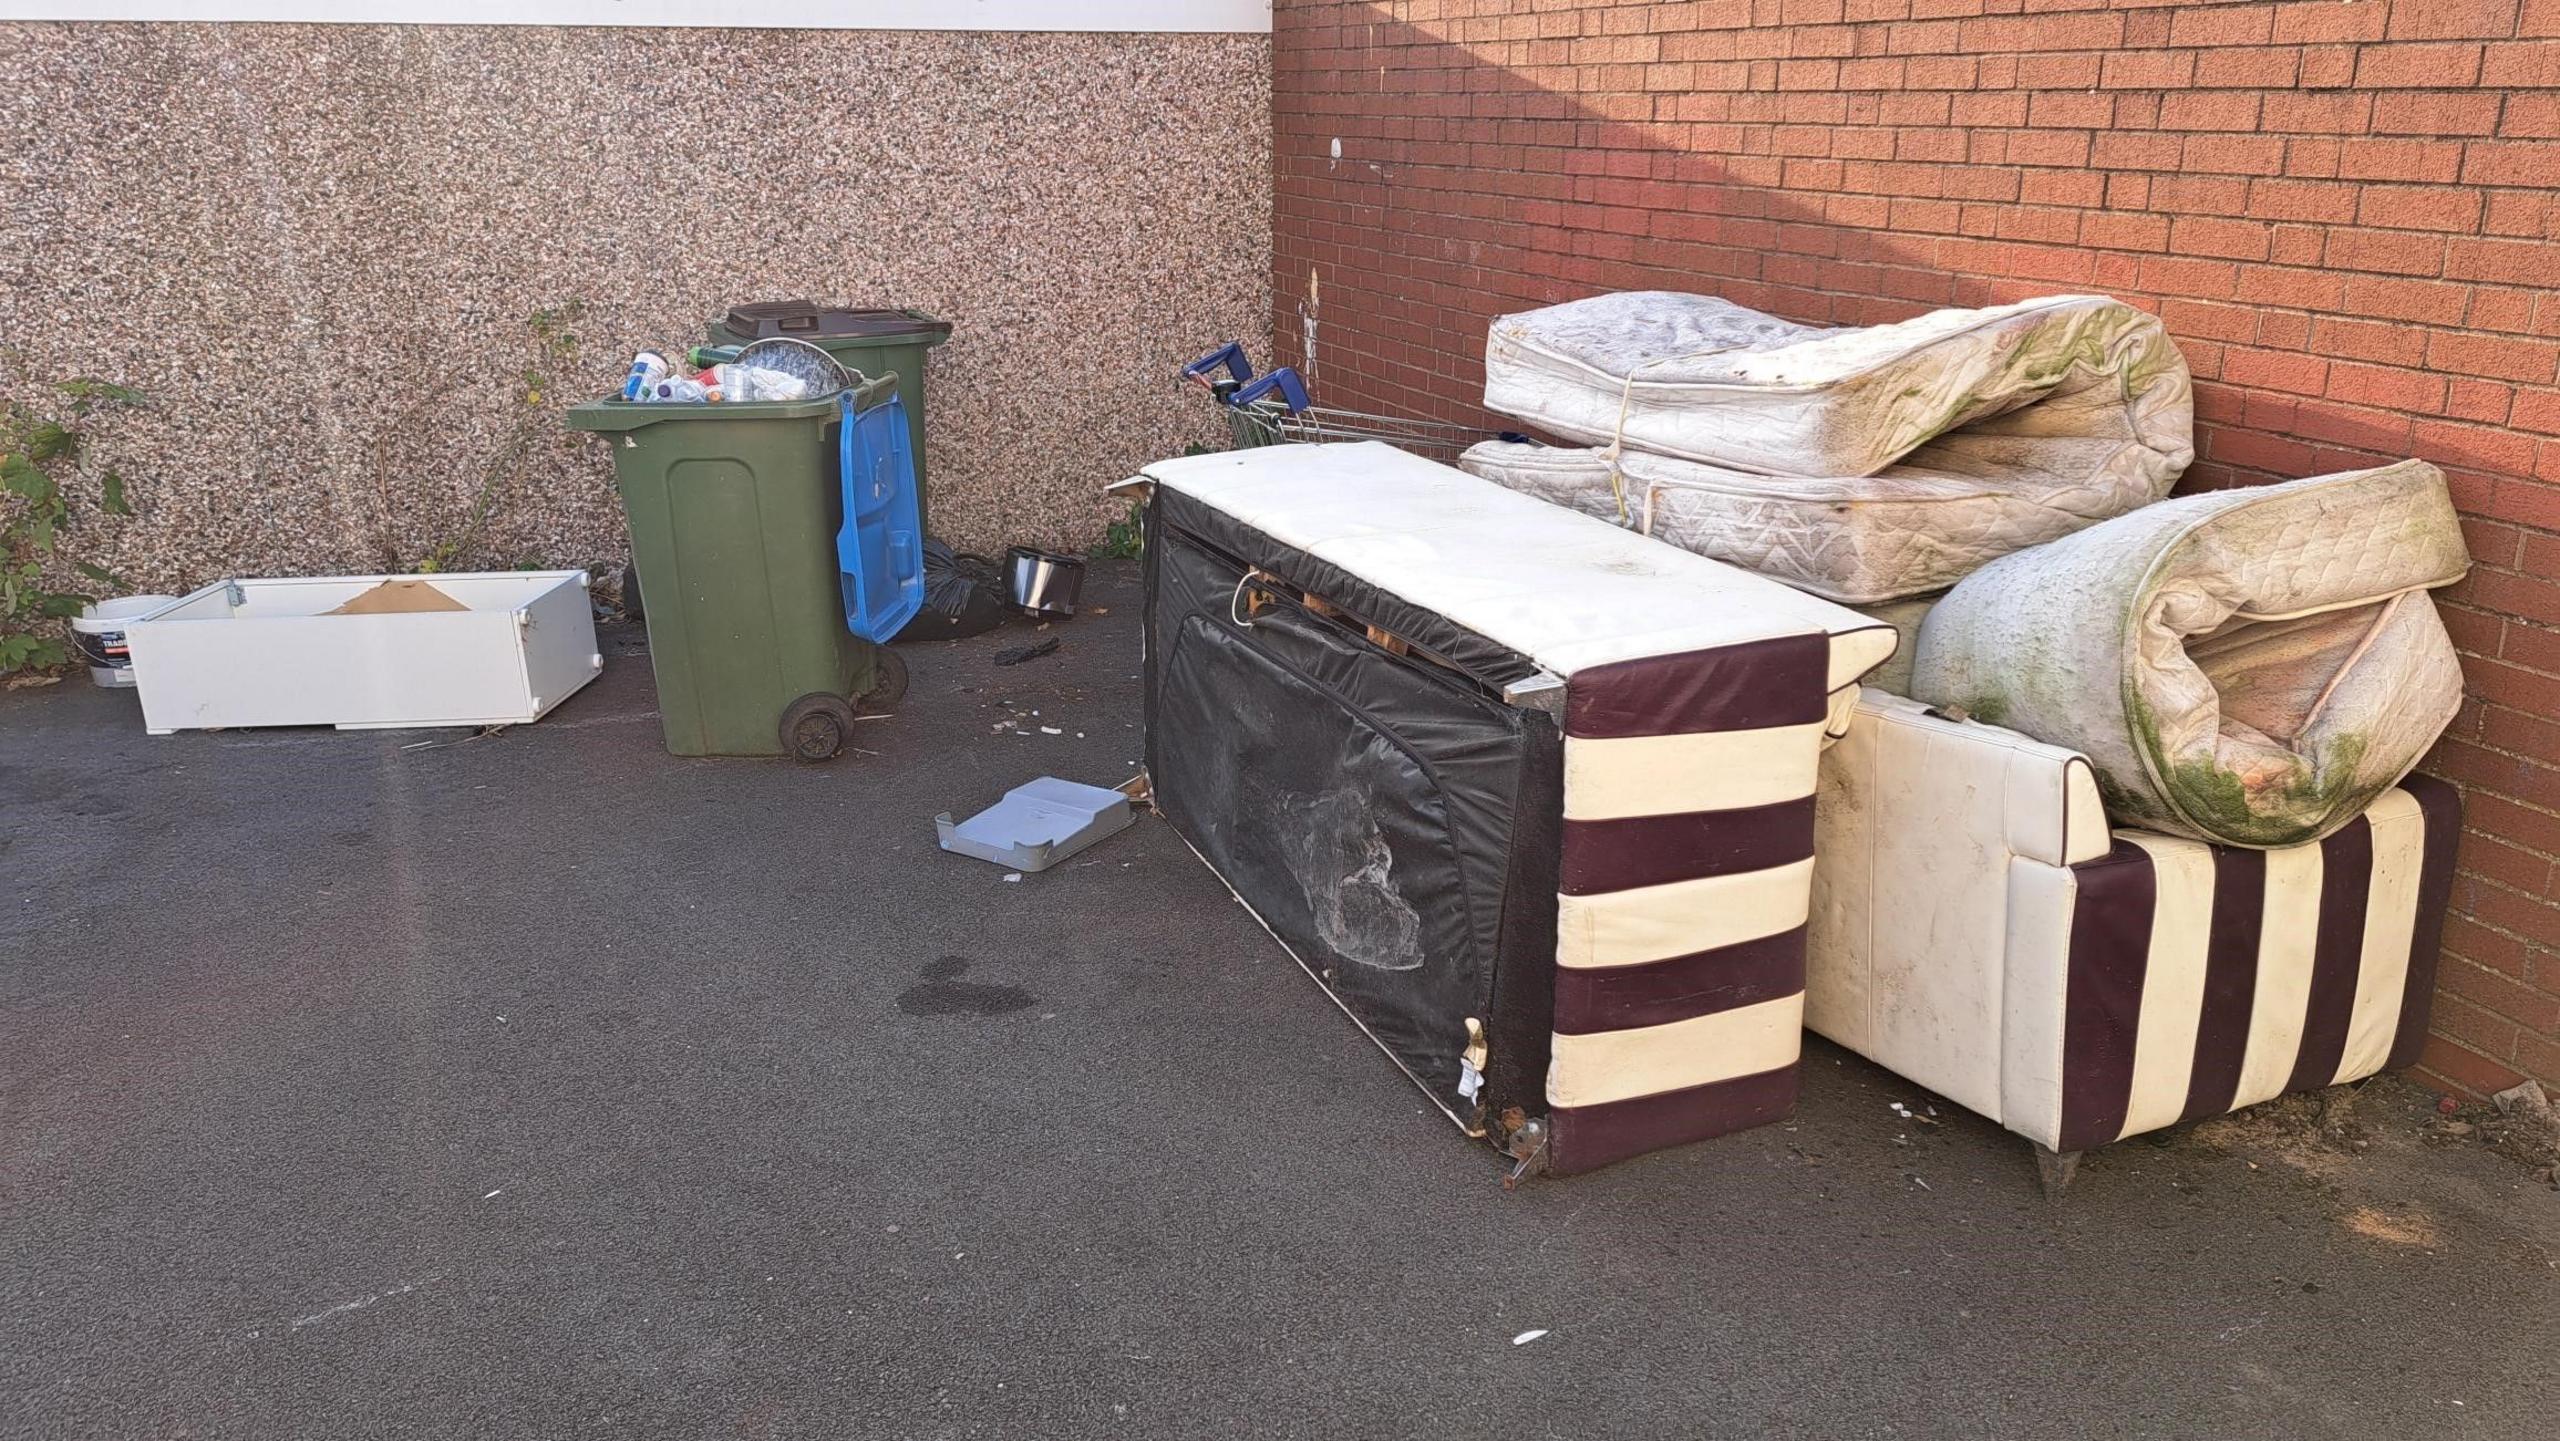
[1482,291,2194,484]
[1910,461,2470,848]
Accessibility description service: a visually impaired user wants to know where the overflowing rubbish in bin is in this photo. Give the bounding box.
[710,302,951,538]
[619,335,851,405]
[567,371,921,762]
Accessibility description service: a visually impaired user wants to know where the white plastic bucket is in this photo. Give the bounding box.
[70,595,177,688]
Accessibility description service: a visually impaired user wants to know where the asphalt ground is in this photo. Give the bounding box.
[6,560,2557,1439]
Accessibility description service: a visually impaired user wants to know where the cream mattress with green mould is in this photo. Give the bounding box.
[1471,292,2195,603]
[1910,461,2469,849]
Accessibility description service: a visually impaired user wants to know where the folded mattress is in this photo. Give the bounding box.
[1912,461,2470,848]
[1123,441,1897,1176]
[1482,291,2194,484]
[1457,426,2169,603]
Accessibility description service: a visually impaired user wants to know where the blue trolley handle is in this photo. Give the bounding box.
[1182,341,1255,389]
[1233,367,1310,414]
[1180,343,1313,415]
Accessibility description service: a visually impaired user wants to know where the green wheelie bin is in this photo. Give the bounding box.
[567,393,906,761]
[706,303,950,535]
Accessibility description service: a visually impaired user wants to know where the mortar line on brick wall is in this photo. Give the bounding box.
[2441,966,2559,1025]
[2459,823,2560,870]
[2449,927,2557,975]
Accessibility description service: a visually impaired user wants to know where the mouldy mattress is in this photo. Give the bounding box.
[1912,461,2470,849]
[1123,441,1897,1176]
[1457,430,2170,604]
[1482,291,2194,485]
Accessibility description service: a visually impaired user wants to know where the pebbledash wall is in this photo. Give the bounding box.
[1268,0,2560,1097]
[0,4,1272,581]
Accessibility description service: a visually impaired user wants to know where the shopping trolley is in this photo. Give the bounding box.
[1180,343,1510,459]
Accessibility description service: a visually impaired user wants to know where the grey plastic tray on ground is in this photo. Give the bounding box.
[934,777,1134,872]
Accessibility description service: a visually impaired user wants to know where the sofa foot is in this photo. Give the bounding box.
[2033,1144,2082,1200]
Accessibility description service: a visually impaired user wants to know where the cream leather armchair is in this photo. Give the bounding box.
[1806,689,2460,1193]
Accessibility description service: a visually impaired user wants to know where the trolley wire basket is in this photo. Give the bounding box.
[1181,343,1504,461]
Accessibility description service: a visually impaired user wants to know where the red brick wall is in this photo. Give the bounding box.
[1269,0,2560,1096]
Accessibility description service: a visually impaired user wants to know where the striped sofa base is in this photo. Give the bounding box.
[1129,442,1894,1177]
[1808,690,2460,1170]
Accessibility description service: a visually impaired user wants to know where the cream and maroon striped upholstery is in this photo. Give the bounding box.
[1809,689,2461,1155]
[1133,442,1896,1175]
[2034,782,2459,1152]
[1548,634,1831,1173]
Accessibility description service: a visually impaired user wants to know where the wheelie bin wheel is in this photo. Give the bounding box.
[862,648,911,712]
[779,693,859,763]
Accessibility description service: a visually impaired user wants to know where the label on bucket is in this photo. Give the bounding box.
[73,628,132,669]
[74,596,176,684]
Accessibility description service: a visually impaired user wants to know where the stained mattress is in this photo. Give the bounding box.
[1456,432,2168,604]
[1912,461,2470,848]
[1474,293,2193,601]
[1484,291,2195,478]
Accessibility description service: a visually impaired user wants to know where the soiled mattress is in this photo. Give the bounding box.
[1457,428,2168,604]
[1484,291,2194,479]
[1912,461,2470,848]
[1471,292,2194,601]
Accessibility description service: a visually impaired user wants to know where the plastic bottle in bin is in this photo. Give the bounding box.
[621,350,672,401]
[709,363,812,403]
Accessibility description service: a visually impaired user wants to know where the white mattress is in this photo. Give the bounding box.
[1912,461,2470,848]
[1126,441,1898,689]
[1458,423,2170,604]
[1482,291,2195,483]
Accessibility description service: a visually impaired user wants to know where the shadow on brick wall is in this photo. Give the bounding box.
[1265,2,2560,1096]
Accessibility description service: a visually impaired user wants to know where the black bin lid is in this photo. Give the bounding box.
[718,301,952,343]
